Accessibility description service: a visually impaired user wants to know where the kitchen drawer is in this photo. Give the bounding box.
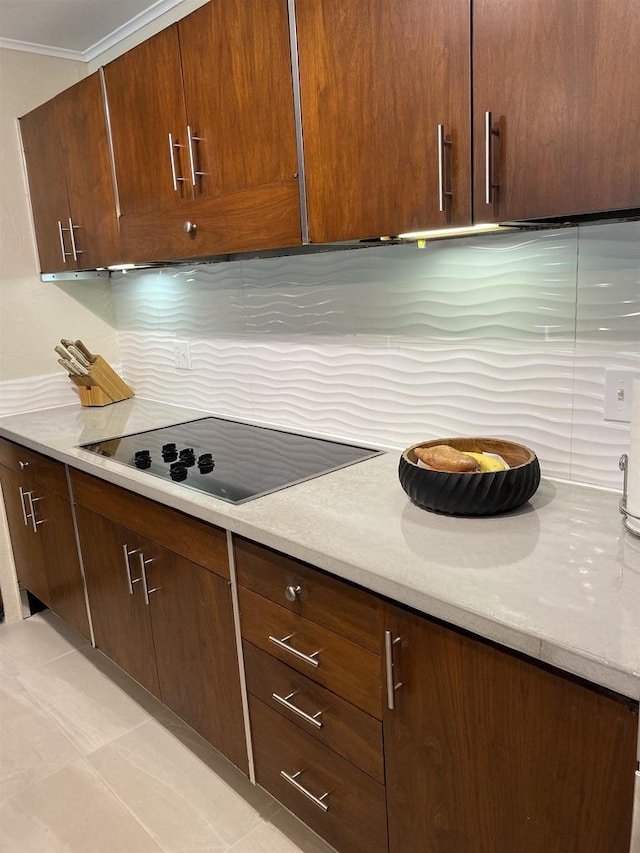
[0,439,69,498]
[250,695,388,853]
[234,536,381,652]
[70,470,229,578]
[239,586,382,719]
[243,641,384,783]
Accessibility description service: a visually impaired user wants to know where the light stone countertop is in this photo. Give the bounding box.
[1,397,638,700]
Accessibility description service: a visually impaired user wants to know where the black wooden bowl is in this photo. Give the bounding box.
[399,437,540,517]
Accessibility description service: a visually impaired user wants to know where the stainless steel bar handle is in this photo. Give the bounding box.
[484,111,494,205]
[272,691,323,728]
[122,545,141,594]
[186,126,206,186]
[69,217,82,261]
[27,494,44,533]
[168,133,186,192]
[268,633,320,668]
[384,630,403,710]
[437,124,446,212]
[138,553,159,606]
[57,220,70,264]
[18,487,31,526]
[280,770,329,812]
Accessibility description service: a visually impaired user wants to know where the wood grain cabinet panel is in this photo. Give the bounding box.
[383,602,638,853]
[0,439,90,639]
[234,535,382,652]
[19,72,120,273]
[473,0,640,222]
[73,477,248,773]
[103,0,302,262]
[295,0,471,242]
[250,695,388,853]
[243,641,384,782]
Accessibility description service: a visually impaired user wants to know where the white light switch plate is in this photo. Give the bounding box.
[603,368,636,422]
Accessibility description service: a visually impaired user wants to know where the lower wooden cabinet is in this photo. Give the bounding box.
[383,602,638,853]
[0,438,90,639]
[72,474,248,775]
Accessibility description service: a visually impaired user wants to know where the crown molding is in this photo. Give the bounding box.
[0,37,84,62]
[82,0,187,62]
[0,0,189,64]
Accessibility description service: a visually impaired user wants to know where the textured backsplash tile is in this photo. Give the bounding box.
[110,220,639,489]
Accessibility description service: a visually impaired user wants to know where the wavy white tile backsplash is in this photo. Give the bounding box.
[115,220,638,488]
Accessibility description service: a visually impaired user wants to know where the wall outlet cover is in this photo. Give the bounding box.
[173,340,192,370]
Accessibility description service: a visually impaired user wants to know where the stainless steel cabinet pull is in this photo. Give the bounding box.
[138,553,159,605]
[280,770,329,812]
[284,584,302,602]
[272,691,323,728]
[186,125,206,186]
[484,111,500,205]
[68,218,82,260]
[168,132,186,192]
[384,630,403,710]
[18,460,29,470]
[437,124,453,213]
[182,220,197,235]
[27,494,44,532]
[268,633,320,668]
[57,220,71,263]
[18,486,31,526]
[122,545,141,594]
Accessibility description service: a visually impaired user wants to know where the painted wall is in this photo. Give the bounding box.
[112,221,640,491]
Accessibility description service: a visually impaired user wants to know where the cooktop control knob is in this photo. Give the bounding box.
[198,453,215,474]
[134,450,152,469]
[169,462,188,481]
[179,448,196,467]
[162,443,176,452]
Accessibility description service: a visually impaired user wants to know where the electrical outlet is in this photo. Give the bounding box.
[603,368,636,422]
[173,340,192,370]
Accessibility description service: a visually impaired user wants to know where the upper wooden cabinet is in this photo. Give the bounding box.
[295,0,471,243]
[103,0,302,263]
[473,0,640,223]
[20,73,120,273]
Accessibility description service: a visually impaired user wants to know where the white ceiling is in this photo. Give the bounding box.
[0,0,184,60]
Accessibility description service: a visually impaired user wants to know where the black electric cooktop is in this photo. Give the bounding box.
[79,416,382,504]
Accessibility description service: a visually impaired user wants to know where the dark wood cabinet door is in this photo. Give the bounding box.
[103,25,190,218]
[296,0,471,243]
[36,489,90,640]
[57,74,120,269]
[0,465,49,605]
[473,0,640,222]
[75,506,160,697]
[383,604,637,853]
[19,101,73,274]
[178,0,299,200]
[145,546,248,774]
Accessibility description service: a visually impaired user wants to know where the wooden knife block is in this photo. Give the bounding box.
[69,356,134,407]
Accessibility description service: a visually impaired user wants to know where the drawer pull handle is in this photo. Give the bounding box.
[268,633,320,668]
[284,584,302,602]
[272,691,323,728]
[27,494,44,532]
[384,630,403,710]
[122,545,140,594]
[280,770,329,812]
[18,486,32,526]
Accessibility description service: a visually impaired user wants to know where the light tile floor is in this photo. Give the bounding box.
[0,610,336,853]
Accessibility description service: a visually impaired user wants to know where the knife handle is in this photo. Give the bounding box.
[54,344,72,361]
[74,339,97,363]
[57,358,76,375]
[66,344,89,367]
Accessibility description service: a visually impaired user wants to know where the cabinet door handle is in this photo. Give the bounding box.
[484,111,500,205]
[437,124,453,213]
[68,218,82,260]
[138,553,159,605]
[168,132,186,192]
[57,220,71,263]
[122,545,140,594]
[272,690,323,728]
[186,126,206,186]
[280,770,329,812]
[384,630,403,710]
[18,486,32,526]
[27,494,44,532]
[268,633,320,668]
